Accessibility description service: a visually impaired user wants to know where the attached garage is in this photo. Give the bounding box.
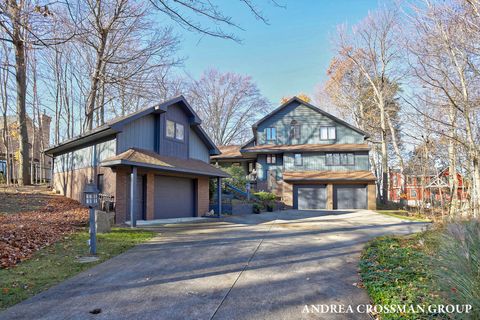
[333,184,367,209]
[154,175,195,219]
[293,185,327,210]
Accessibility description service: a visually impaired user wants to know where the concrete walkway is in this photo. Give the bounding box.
[0,210,428,320]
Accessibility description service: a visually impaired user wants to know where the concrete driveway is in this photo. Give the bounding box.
[0,210,428,320]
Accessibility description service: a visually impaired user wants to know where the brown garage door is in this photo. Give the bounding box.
[154,176,195,219]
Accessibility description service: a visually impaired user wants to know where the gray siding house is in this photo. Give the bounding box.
[46,96,228,223]
[212,97,376,210]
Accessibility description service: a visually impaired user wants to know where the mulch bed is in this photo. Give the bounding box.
[0,192,88,268]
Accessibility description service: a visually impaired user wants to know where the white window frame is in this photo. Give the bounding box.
[320,126,336,140]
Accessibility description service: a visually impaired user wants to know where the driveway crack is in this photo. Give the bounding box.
[209,220,277,320]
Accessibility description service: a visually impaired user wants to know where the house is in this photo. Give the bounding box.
[212,97,377,210]
[0,113,52,183]
[389,168,469,206]
[45,96,229,224]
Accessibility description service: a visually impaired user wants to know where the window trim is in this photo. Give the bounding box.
[165,119,185,142]
[294,153,303,166]
[265,127,277,142]
[166,119,175,139]
[290,123,301,140]
[320,126,336,140]
[175,122,184,141]
[325,152,355,166]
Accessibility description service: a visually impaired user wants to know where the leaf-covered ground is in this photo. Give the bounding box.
[0,192,89,268]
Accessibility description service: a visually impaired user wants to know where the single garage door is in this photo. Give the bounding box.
[334,185,367,209]
[154,176,195,219]
[293,185,327,210]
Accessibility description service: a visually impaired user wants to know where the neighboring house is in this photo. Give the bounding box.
[0,113,52,183]
[389,168,469,206]
[45,96,228,223]
[212,97,377,210]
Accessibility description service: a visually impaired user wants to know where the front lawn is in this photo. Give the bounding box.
[0,228,156,310]
[360,220,480,319]
[375,210,431,222]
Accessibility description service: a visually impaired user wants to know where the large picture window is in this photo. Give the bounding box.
[320,126,336,140]
[266,127,276,141]
[326,153,354,166]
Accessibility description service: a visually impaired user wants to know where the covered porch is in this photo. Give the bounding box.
[101,148,229,226]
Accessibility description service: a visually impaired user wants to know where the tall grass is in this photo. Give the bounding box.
[435,220,480,319]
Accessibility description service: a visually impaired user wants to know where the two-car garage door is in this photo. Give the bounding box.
[293,184,367,210]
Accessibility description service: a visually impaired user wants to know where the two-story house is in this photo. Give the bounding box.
[212,97,377,210]
[45,96,228,224]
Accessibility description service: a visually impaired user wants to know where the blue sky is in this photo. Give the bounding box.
[176,0,381,104]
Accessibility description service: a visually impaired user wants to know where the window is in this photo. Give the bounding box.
[294,153,302,166]
[166,120,175,138]
[410,189,417,198]
[175,123,184,141]
[326,153,355,166]
[320,126,336,140]
[248,162,255,172]
[266,127,276,141]
[266,154,276,164]
[166,120,184,141]
[97,174,104,193]
[290,120,301,139]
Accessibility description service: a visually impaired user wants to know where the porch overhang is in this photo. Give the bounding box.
[101,148,229,178]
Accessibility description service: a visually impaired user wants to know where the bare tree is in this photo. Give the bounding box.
[187,69,268,145]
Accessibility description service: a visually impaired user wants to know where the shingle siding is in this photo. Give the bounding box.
[256,101,364,145]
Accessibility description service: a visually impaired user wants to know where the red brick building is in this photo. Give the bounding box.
[389,168,468,206]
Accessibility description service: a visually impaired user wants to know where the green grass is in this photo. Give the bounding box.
[359,231,446,319]
[376,210,432,222]
[0,228,156,310]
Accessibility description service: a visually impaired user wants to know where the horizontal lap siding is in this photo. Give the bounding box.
[283,152,370,172]
[256,101,364,145]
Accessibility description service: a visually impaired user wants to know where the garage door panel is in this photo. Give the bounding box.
[334,185,367,209]
[154,176,194,219]
[294,185,327,210]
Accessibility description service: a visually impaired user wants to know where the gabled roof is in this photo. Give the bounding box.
[45,96,219,156]
[211,145,243,160]
[252,96,369,138]
[102,148,229,178]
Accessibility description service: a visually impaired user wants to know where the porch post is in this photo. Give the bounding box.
[217,177,222,217]
[130,166,137,227]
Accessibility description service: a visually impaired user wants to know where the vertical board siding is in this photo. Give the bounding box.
[257,154,284,181]
[283,152,369,172]
[54,138,116,173]
[159,103,189,159]
[189,128,210,163]
[256,101,364,145]
[117,115,155,153]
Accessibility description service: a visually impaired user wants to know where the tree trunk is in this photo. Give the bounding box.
[12,7,30,186]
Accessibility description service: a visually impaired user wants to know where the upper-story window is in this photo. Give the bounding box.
[294,153,303,166]
[265,127,276,142]
[290,120,301,139]
[320,126,336,140]
[166,119,184,141]
[266,154,276,164]
[326,153,354,166]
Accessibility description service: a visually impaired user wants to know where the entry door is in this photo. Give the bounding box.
[294,185,327,210]
[334,185,367,209]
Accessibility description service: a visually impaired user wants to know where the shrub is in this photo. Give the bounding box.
[434,220,480,319]
[221,166,247,190]
[253,191,277,211]
[252,203,264,214]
